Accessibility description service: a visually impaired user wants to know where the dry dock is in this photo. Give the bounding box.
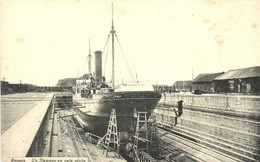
[1,92,260,162]
[155,93,260,162]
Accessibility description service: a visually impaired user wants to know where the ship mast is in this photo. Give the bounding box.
[111,3,115,88]
[88,39,92,74]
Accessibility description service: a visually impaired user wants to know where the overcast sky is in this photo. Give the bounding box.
[1,0,260,86]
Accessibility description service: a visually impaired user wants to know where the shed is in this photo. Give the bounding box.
[214,66,260,94]
[192,72,224,93]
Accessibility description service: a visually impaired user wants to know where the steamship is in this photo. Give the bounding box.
[73,5,161,136]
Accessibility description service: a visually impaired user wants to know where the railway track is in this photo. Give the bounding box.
[156,127,243,162]
[153,105,260,162]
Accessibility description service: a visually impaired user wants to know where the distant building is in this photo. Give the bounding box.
[173,81,192,92]
[152,84,170,92]
[192,72,224,93]
[1,81,10,95]
[8,83,33,93]
[214,66,260,94]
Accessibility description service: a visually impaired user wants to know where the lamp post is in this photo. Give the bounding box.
[19,80,22,93]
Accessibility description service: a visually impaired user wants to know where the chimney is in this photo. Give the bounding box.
[95,51,102,83]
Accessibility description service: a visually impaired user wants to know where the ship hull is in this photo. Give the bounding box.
[73,91,161,136]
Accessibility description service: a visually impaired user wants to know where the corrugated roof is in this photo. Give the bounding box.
[215,66,260,80]
[193,72,224,83]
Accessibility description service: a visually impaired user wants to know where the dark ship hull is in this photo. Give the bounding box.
[73,91,161,136]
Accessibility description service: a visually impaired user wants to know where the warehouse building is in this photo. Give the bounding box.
[192,72,224,93]
[214,66,260,95]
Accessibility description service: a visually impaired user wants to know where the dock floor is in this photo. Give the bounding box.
[53,108,126,161]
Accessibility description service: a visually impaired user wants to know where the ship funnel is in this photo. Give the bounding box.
[95,51,102,83]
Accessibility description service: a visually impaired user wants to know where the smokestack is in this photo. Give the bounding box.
[95,51,102,82]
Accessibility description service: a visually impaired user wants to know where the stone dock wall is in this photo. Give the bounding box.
[156,93,260,162]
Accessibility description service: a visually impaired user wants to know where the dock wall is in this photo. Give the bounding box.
[1,94,54,162]
[156,93,260,161]
[163,94,260,118]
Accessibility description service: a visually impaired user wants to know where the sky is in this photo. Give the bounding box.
[1,0,260,86]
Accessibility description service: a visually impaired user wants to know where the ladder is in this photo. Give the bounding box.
[134,111,149,152]
[103,109,120,157]
[130,109,158,162]
[131,110,149,162]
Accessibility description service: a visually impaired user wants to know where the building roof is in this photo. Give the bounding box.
[215,66,260,80]
[193,72,224,83]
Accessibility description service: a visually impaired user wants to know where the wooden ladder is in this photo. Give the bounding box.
[131,110,149,161]
[103,109,120,157]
